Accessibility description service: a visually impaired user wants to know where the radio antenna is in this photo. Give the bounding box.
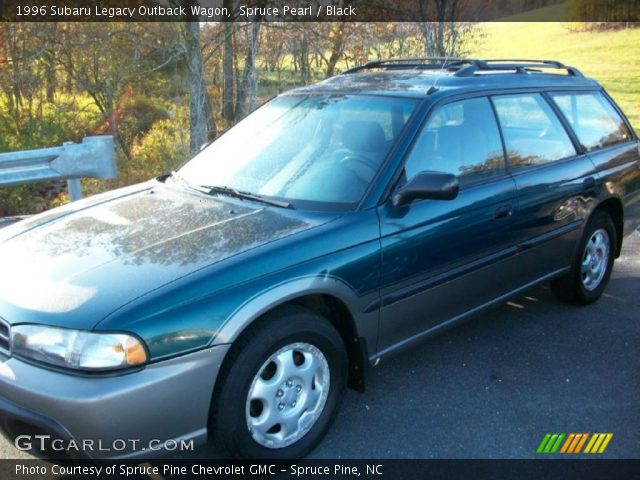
[430,48,452,93]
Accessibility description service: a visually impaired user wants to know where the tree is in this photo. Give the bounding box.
[416,0,479,57]
[312,23,356,78]
[287,25,312,84]
[235,21,262,119]
[567,0,639,28]
[222,0,235,123]
[259,24,289,92]
[54,24,184,159]
[182,19,215,154]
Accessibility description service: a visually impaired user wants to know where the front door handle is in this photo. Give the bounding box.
[584,177,596,191]
[494,203,513,220]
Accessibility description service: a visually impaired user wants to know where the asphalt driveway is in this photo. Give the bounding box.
[1,232,638,460]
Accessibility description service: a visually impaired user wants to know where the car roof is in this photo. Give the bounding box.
[288,58,601,99]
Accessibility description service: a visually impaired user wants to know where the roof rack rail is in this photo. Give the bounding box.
[454,59,583,77]
[341,57,583,78]
[342,57,484,74]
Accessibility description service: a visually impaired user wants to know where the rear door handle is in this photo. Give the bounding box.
[494,203,513,220]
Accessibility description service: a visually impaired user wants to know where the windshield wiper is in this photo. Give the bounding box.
[169,172,291,209]
[202,185,292,209]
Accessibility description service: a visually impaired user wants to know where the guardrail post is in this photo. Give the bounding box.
[67,178,83,201]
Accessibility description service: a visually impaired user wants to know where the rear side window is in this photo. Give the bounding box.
[404,97,505,186]
[493,93,576,170]
[550,92,632,151]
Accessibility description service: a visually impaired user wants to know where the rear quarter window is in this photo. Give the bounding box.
[550,91,632,152]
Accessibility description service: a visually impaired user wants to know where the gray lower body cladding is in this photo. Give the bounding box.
[0,345,230,459]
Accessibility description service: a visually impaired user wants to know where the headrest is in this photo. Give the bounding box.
[341,121,386,152]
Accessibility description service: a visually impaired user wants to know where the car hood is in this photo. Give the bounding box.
[0,182,329,329]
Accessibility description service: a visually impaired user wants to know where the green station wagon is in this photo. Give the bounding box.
[0,58,639,459]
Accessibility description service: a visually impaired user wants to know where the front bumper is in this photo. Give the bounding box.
[0,345,230,459]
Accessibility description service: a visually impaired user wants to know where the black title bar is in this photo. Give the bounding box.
[2,459,640,480]
[0,0,638,22]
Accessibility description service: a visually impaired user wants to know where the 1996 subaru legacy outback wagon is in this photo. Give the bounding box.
[0,58,639,459]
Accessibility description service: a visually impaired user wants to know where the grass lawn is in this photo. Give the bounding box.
[471,22,640,129]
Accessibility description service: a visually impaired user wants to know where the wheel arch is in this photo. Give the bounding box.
[287,293,367,392]
[594,197,623,257]
[213,277,369,394]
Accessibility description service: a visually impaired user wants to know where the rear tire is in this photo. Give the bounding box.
[211,305,347,459]
[551,210,616,305]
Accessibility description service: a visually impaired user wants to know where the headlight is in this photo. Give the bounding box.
[11,325,148,371]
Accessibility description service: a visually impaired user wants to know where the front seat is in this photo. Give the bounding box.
[340,120,387,181]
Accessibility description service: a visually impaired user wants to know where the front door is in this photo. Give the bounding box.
[377,96,519,355]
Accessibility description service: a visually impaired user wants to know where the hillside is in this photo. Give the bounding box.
[471,22,640,129]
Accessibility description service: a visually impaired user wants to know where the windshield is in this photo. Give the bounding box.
[178,94,418,210]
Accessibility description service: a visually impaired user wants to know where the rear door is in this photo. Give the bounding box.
[491,92,598,283]
[549,90,640,236]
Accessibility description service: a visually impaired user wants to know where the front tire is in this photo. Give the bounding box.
[211,306,347,459]
[551,210,616,305]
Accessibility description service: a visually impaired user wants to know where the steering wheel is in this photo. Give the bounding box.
[333,149,379,176]
[335,166,369,202]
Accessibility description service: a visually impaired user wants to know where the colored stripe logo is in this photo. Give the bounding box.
[537,433,613,454]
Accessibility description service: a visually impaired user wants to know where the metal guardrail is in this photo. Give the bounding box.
[0,135,116,201]
[0,216,28,229]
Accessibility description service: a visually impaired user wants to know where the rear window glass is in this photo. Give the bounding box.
[551,92,632,151]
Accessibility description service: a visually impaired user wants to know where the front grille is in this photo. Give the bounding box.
[0,317,9,355]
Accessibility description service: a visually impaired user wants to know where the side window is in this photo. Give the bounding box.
[493,93,576,170]
[404,97,505,186]
[550,91,632,151]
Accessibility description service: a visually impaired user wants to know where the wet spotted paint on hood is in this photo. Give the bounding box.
[0,182,325,329]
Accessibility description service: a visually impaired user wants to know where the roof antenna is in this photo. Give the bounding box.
[428,49,451,95]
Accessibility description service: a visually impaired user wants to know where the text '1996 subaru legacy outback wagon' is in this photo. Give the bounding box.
[0,58,639,459]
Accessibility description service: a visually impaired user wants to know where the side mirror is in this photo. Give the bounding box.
[392,171,459,207]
